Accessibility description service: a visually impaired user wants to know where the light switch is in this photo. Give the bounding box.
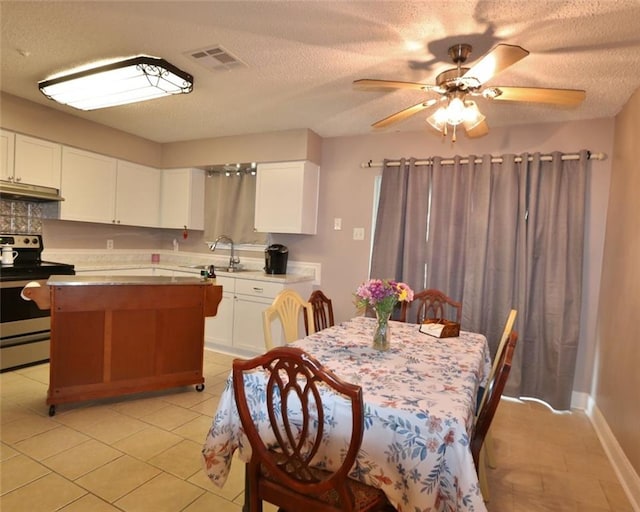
[353,227,365,240]
[334,218,342,230]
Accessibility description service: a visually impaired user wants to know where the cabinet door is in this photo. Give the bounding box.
[116,161,161,227]
[0,129,15,181]
[160,168,205,230]
[14,134,62,188]
[204,276,235,348]
[233,294,274,353]
[60,147,117,223]
[254,161,319,234]
[205,293,234,348]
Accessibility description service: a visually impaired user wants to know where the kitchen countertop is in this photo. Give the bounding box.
[42,249,320,285]
[170,266,313,283]
[47,275,213,286]
[73,264,314,284]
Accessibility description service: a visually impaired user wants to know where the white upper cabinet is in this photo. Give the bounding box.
[254,161,319,234]
[60,147,117,223]
[0,130,15,182]
[116,161,161,228]
[160,168,204,230]
[60,147,161,227]
[1,132,62,189]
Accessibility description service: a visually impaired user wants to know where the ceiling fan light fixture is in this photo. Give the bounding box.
[38,56,193,110]
[427,98,486,139]
[426,106,448,131]
[445,96,466,125]
[462,101,486,130]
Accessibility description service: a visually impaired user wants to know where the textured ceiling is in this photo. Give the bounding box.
[1,1,640,143]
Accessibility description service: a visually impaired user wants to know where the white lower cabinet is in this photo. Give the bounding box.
[205,276,312,356]
[204,276,235,348]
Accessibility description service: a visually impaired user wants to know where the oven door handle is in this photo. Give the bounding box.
[19,283,51,310]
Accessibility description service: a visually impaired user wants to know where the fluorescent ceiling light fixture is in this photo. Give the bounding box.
[38,56,193,110]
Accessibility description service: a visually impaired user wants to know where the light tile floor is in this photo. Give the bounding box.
[0,351,634,512]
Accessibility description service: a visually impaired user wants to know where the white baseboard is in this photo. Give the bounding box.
[587,397,640,511]
[571,390,590,410]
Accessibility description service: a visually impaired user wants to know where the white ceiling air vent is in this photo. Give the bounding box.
[185,45,247,72]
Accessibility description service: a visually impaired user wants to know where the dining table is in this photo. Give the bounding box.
[202,316,491,512]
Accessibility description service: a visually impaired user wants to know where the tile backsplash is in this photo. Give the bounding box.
[0,198,58,233]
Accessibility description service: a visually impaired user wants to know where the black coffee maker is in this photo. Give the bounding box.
[264,244,288,274]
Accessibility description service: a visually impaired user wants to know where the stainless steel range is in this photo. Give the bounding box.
[0,234,75,372]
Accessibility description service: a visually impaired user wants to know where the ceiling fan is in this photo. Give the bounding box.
[354,43,586,141]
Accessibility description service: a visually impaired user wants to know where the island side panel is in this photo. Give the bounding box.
[47,283,218,407]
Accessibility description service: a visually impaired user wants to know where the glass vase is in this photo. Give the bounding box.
[373,309,391,351]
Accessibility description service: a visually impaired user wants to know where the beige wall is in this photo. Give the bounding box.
[594,86,640,475]
[162,128,322,168]
[1,92,321,169]
[0,93,162,167]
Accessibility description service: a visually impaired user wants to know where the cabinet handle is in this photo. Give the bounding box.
[252,287,264,293]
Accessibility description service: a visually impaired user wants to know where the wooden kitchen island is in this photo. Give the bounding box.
[24,275,223,416]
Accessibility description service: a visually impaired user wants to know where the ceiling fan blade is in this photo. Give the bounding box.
[463,44,529,85]
[464,118,489,138]
[486,86,586,105]
[372,100,436,129]
[353,79,433,92]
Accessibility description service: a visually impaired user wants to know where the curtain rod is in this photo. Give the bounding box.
[360,151,607,168]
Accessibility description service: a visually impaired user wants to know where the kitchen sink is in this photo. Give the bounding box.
[178,264,254,273]
[215,266,254,273]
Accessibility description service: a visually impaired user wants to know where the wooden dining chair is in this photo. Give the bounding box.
[232,346,394,512]
[478,309,518,469]
[472,330,518,502]
[262,289,315,350]
[305,289,335,335]
[399,288,462,324]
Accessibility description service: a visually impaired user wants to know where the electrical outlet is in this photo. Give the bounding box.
[334,218,342,230]
[353,227,365,240]
[107,239,114,250]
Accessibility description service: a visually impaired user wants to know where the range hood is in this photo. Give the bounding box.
[0,181,64,202]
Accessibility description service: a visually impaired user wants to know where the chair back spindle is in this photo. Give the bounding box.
[233,346,392,512]
[306,290,335,335]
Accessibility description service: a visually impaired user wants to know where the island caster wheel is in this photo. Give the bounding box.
[48,405,56,417]
[195,383,205,392]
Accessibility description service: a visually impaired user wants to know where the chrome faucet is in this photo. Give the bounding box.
[209,235,240,271]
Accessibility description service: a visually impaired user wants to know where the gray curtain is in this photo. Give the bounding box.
[370,151,589,410]
[370,158,431,313]
[514,152,588,408]
[204,172,267,244]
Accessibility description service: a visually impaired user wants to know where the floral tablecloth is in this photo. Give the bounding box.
[202,316,491,512]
